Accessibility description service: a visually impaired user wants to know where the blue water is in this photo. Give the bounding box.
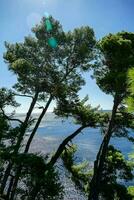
[33,113,133,162]
[9,111,134,198]
[14,112,134,189]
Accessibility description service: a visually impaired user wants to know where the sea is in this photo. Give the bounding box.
[15,112,134,199]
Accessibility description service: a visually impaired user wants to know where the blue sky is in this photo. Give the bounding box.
[0,0,134,113]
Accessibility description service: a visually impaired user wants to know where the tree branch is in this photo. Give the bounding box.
[14,93,33,99]
[47,125,87,167]
[0,108,23,124]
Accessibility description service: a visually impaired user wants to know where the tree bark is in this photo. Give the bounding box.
[47,125,86,167]
[88,95,120,200]
[6,176,14,199]
[9,96,53,200]
[9,166,21,200]
[14,91,39,154]
[1,92,39,196]
[27,125,87,200]
[24,95,53,153]
[0,162,12,194]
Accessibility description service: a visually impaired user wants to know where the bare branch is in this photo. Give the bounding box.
[0,108,23,124]
[14,93,33,99]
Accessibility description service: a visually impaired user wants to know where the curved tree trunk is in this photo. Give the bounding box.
[47,125,87,167]
[27,125,87,200]
[88,95,120,200]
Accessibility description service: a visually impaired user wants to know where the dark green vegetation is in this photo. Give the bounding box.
[89,32,134,200]
[126,68,134,112]
[62,144,133,200]
[0,16,134,200]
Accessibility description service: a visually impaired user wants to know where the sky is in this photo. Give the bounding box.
[0,0,134,113]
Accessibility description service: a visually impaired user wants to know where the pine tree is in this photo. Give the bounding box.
[1,16,96,199]
[89,32,134,200]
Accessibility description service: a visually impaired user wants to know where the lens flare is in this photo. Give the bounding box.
[48,37,58,48]
[45,19,52,31]
[44,12,58,48]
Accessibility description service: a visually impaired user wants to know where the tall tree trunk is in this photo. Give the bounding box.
[1,92,39,196]
[24,95,53,153]
[6,176,14,199]
[27,125,87,200]
[88,95,120,200]
[14,91,39,154]
[9,166,21,200]
[9,96,53,200]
